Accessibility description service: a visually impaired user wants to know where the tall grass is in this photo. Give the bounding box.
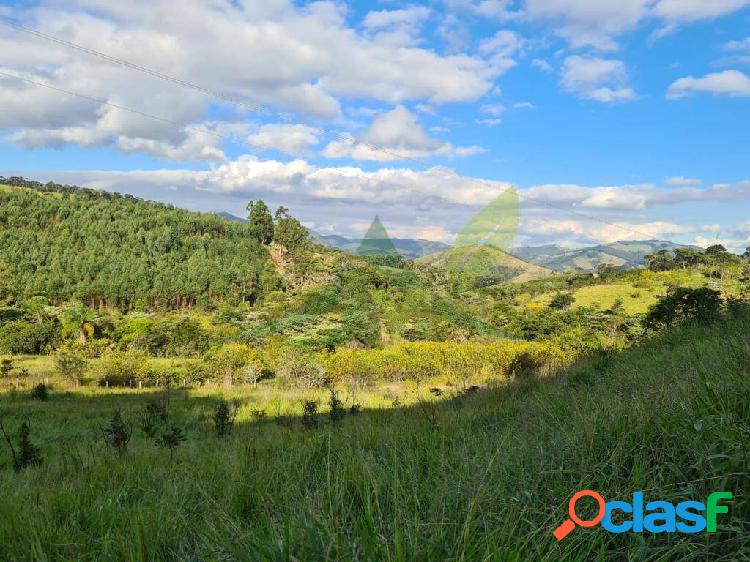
[0,310,748,561]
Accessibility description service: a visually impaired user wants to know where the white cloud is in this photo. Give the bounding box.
[323,105,483,161]
[478,30,524,74]
[724,37,750,52]
[513,101,535,109]
[532,58,553,73]
[561,56,636,102]
[476,118,503,126]
[665,176,701,186]
[651,0,750,24]
[521,0,750,50]
[246,124,321,156]
[363,6,432,46]
[667,70,750,99]
[70,155,512,207]
[524,0,650,50]
[481,103,507,116]
[520,218,694,244]
[0,0,505,158]
[522,180,750,210]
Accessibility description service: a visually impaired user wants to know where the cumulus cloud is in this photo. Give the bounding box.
[246,124,320,156]
[522,180,750,210]
[667,70,750,99]
[524,0,650,50]
[0,0,505,158]
[323,106,484,161]
[517,0,750,50]
[520,218,694,244]
[665,176,701,186]
[561,56,636,102]
[651,0,750,24]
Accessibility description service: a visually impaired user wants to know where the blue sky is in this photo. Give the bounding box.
[0,0,749,250]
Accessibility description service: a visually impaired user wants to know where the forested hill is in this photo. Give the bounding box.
[0,178,271,309]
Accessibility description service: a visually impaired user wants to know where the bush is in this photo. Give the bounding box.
[155,425,186,460]
[142,400,169,438]
[323,340,573,385]
[302,400,318,429]
[30,383,49,401]
[0,320,60,354]
[328,389,346,423]
[103,411,131,455]
[214,400,236,437]
[204,343,264,386]
[98,350,147,387]
[549,292,575,310]
[54,345,88,384]
[277,353,326,388]
[644,287,723,330]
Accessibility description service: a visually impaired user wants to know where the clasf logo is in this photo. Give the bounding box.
[553,490,732,541]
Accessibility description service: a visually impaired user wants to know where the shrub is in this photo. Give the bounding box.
[54,345,88,385]
[98,350,147,387]
[0,419,43,472]
[301,400,318,429]
[644,287,723,330]
[0,320,60,354]
[328,389,346,423]
[0,358,12,378]
[214,400,236,437]
[15,421,42,471]
[103,411,131,455]
[155,425,186,461]
[277,353,326,388]
[141,400,168,438]
[549,292,575,310]
[30,383,48,401]
[204,344,264,386]
[323,340,573,384]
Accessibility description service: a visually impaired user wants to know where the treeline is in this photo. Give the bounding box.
[0,177,309,310]
[646,244,749,272]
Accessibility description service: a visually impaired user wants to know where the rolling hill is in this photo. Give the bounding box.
[512,240,698,272]
[416,245,552,287]
[312,231,451,260]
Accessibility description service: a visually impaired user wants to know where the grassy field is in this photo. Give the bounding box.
[0,309,748,560]
[526,268,742,314]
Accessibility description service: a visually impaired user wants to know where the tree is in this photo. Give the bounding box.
[645,250,674,272]
[54,345,88,385]
[549,293,575,310]
[743,247,750,260]
[673,248,702,269]
[246,200,274,245]
[644,287,722,330]
[204,343,263,387]
[61,303,95,344]
[273,207,309,252]
[103,411,131,455]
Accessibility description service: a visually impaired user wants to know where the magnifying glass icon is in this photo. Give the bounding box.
[553,490,606,541]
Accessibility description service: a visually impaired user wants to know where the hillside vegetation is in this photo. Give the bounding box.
[0,179,268,308]
[0,305,747,560]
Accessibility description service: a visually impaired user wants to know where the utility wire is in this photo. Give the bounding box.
[0,19,263,114]
[0,70,230,143]
[0,19,676,242]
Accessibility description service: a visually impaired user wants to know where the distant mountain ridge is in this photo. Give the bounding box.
[216,211,451,260]
[311,231,451,260]
[215,212,691,270]
[511,240,699,272]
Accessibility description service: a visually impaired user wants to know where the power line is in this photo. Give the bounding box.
[0,70,231,144]
[0,20,677,242]
[0,18,263,114]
